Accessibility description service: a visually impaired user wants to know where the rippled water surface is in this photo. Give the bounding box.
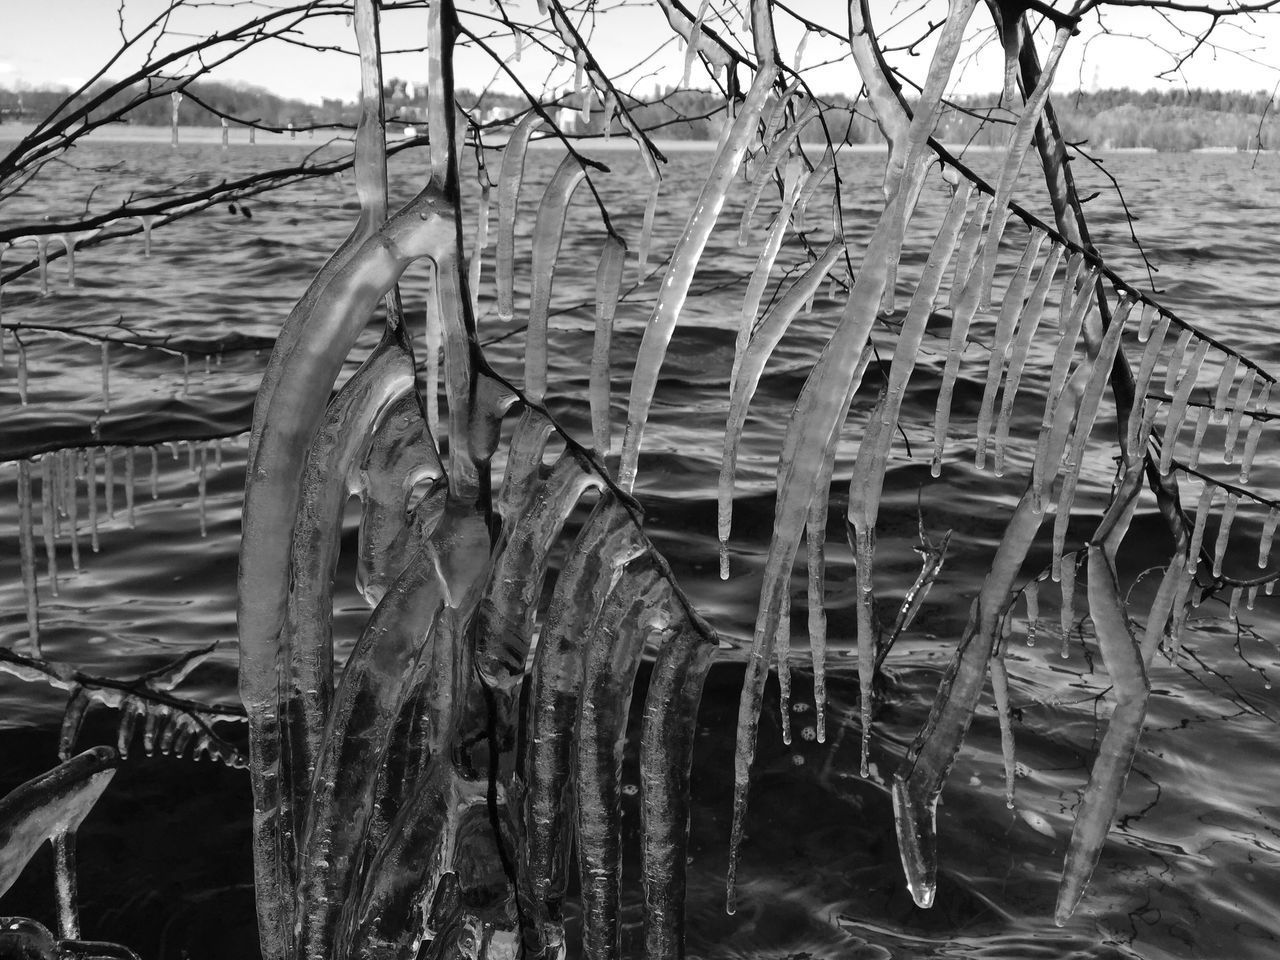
[2,133,1279,959]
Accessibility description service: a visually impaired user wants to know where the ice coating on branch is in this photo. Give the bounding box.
[17,461,40,653]
[1159,338,1208,474]
[738,100,817,246]
[577,560,670,960]
[356,392,445,606]
[619,16,781,494]
[526,153,586,402]
[468,184,490,318]
[497,408,556,525]
[1055,545,1150,924]
[792,147,836,235]
[731,1,981,912]
[0,747,118,900]
[294,539,451,960]
[976,27,1071,308]
[520,499,644,958]
[733,158,807,388]
[717,239,844,565]
[641,618,715,960]
[753,81,801,180]
[989,651,1016,808]
[681,0,711,87]
[592,235,627,454]
[993,243,1063,475]
[239,181,456,960]
[1224,367,1257,462]
[976,228,1047,469]
[495,112,543,322]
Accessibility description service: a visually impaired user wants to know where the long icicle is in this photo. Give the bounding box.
[729,0,982,912]
[526,154,587,402]
[495,111,544,322]
[993,243,1064,475]
[18,460,40,654]
[976,228,1047,469]
[620,0,781,494]
[591,235,627,454]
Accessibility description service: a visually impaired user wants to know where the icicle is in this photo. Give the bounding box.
[41,456,59,597]
[1213,492,1239,578]
[87,448,99,553]
[170,91,183,146]
[526,154,587,402]
[1059,552,1077,655]
[68,452,80,571]
[495,111,544,322]
[993,243,1063,475]
[1158,338,1209,474]
[139,215,156,258]
[806,468,831,744]
[776,604,792,744]
[103,446,115,519]
[1162,327,1194,396]
[116,697,142,758]
[1188,405,1210,468]
[424,261,441,437]
[1224,368,1258,463]
[947,197,991,316]
[36,237,50,296]
[1136,302,1155,342]
[17,337,29,404]
[932,199,1005,477]
[640,621,714,960]
[1260,508,1278,568]
[591,235,627,454]
[149,446,159,499]
[99,341,111,412]
[1031,267,1098,510]
[1213,354,1239,421]
[1239,384,1269,483]
[197,444,208,537]
[215,437,223,471]
[990,652,1016,808]
[792,147,835,235]
[62,233,80,288]
[717,239,844,562]
[681,0,709,87]
[1055,544,1151,925]
[187,439,196,474]
[976,27,1071,308]
[1125,315,1171,456]
[467,184,491,318]
[18,460,40,653]
[734,158,806,388]
[1248,584,1260,607]
[1025,578,1040,645]
[794,29,810,69]
[1229,586,1242,620]
[122,448,135,528]
[601,89,615,139]
[738,99,818,246]
[976,229,1047,469]
[182,353,190,394]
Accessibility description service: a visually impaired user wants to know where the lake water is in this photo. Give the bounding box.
[1,133,1279,959]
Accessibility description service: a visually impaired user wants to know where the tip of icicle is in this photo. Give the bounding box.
[929,459,941,479]
[719,542,730,581]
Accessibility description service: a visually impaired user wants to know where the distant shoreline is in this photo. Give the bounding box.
[0,122,1266,156]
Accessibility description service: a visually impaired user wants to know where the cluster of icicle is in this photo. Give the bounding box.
[234,2,720,959]
[0,216,161,302]
[9,440,227,652]
[659,0,1280,930]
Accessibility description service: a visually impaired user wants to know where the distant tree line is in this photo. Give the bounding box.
[2,80,1276,151]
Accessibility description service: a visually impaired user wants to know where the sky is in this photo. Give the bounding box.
[2,0,1280,104]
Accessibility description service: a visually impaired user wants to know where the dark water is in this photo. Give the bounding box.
[2,135,1279,959]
